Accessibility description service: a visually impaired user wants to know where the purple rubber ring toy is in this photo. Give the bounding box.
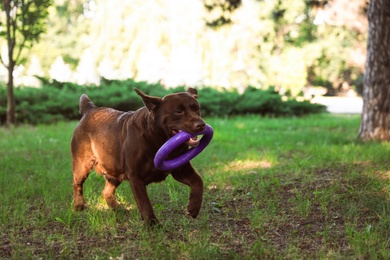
[154,124,214,171]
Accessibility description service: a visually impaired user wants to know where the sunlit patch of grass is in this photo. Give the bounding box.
[375,170,390,180]
[224,159,272,172]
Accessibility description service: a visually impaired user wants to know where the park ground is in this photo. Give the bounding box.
[1,113,390,259]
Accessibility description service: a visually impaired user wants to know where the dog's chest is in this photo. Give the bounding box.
[139,167,170,184]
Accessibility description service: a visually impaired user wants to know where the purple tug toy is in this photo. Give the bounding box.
[154,124,214,171]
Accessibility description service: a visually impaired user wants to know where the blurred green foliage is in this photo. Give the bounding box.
[22,0,367,97]
[0,80,325,125]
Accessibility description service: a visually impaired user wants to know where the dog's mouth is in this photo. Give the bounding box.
[171,129,200,147]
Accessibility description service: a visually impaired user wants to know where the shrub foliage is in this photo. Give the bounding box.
[0,79,326,125]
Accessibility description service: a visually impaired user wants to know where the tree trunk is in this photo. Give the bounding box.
[6,61,15,128]
[4,0,16,128]
[359,0,390,141]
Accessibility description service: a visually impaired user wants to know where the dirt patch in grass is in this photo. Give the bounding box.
[258,163,388,257]
[207,195,259,255]
[198,163,389,258]
[268,183,349,255]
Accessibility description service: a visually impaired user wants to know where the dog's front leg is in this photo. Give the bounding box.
[129,177,159,225]
[171,164,204,218]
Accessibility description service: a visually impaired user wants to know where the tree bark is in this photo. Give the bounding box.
[6,62,15,128]
[4,0,16,127]
[359,0,390,141]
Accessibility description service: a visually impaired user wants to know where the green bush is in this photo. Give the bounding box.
[234,87,288,115]
[0,79,326,125]
[197,87,239,116]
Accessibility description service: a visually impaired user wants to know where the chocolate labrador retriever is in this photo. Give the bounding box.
[71,88,206,224]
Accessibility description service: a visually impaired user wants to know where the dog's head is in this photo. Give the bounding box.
[134,88,206,147]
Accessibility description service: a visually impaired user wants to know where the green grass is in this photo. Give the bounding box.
[1,114,390,259]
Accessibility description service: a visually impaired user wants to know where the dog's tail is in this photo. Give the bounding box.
[79,94,96,116]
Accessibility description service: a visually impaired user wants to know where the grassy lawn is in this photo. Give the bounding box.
[1,114,390,259]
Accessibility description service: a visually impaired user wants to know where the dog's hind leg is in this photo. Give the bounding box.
[102,176,122,209]
[71,132,96,211]
[73,162,91,211]
[72,157,94,211]
[171,164,204,218]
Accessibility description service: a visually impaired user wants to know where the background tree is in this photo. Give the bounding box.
[0,0,52,127]
[16,0,367,98]
[32,0,90,72]
[203,0,242,28]
[201,0,367,96]
[359,0,390,141]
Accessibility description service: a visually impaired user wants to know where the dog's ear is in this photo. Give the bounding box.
[134,88,162,111]
[186,88,198,99]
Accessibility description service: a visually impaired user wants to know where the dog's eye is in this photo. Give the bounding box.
[174,109,184,115]
[191,104,200,112]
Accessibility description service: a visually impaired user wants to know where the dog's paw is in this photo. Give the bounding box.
[73,203,87,211]
[186,209,199,219]
[107,201,121,210]
[143,217,160,227]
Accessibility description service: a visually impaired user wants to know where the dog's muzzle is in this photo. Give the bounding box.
[171,129,201,147]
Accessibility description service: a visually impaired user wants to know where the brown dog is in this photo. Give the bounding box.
[71,88,206,224]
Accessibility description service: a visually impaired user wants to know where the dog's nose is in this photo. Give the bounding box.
[195,120,206,132]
